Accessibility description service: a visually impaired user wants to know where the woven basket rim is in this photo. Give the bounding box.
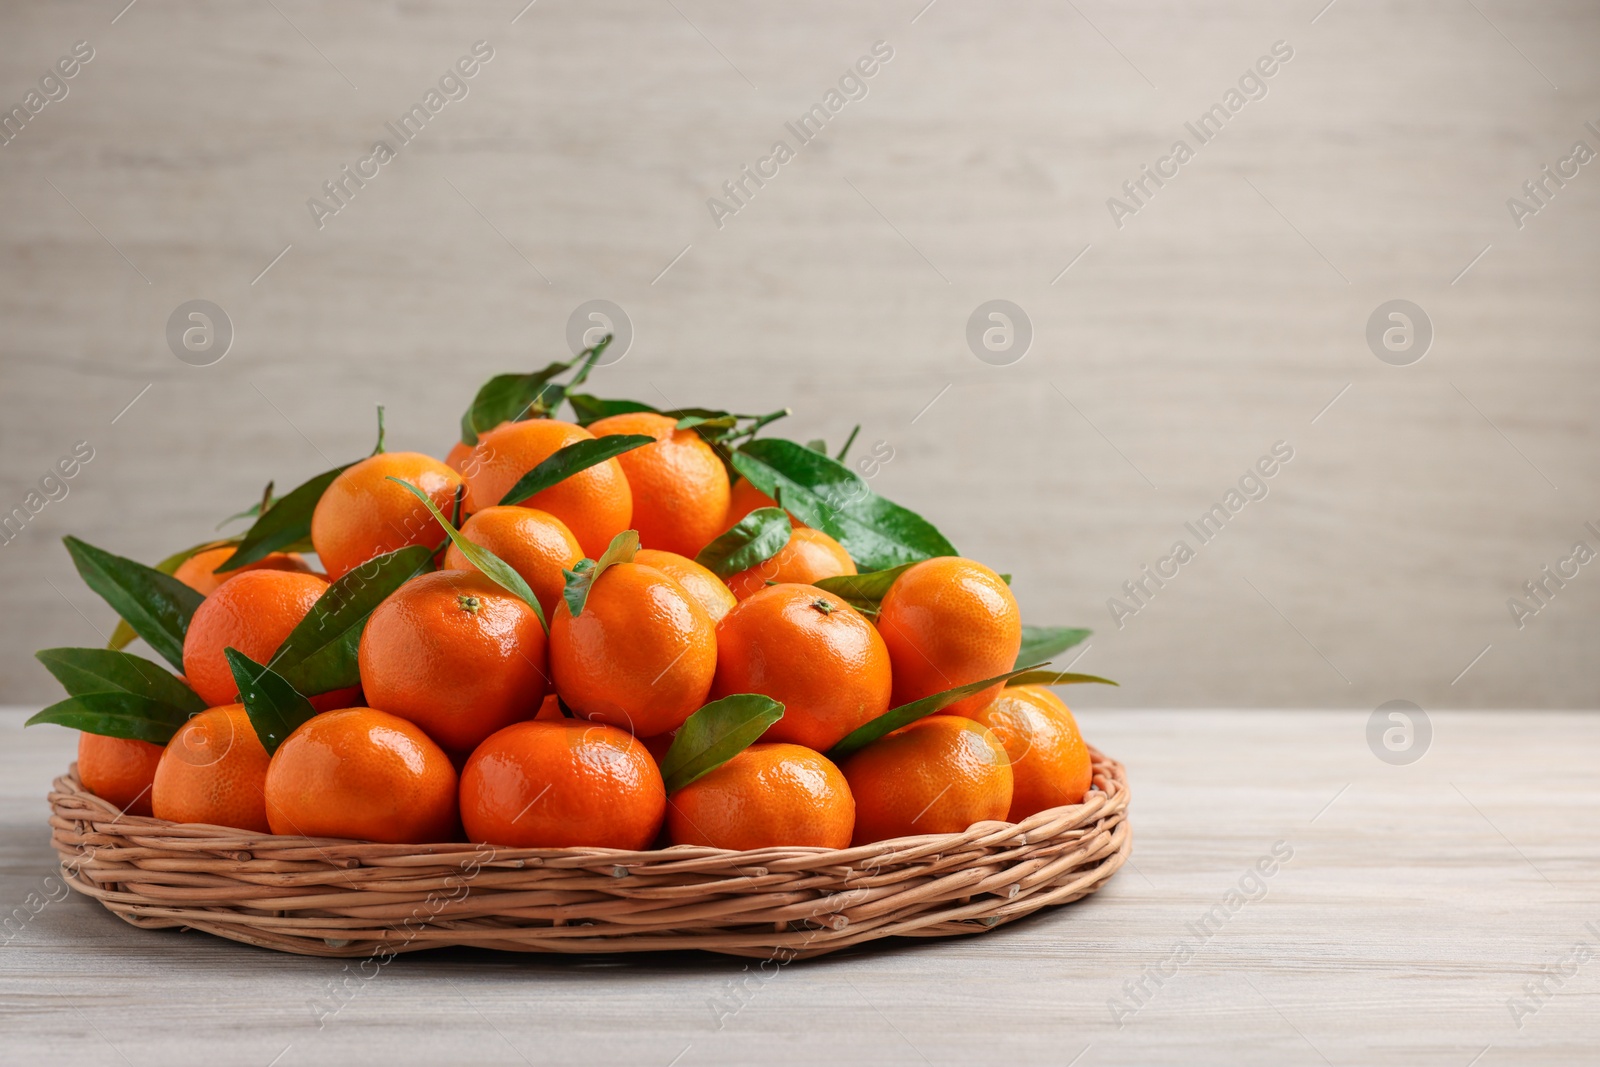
[48,745,1131,958]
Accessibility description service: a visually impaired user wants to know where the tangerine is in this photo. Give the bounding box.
[76,733,162,817]
[310,451,463,581]
[150,704,271,832]
[710,584,890,751]
[588,412,730,557]
[840,714,1013,845]
[666,743,854,850]
[264,707,458,843]
[459,419,631,558]
[876,557,1021,718]
[549,562,716,737]
[173,546,311,596]
[181,570,329,707]
[358,570,548,756]
[722,478,807,533]
[442,505,582,620]
[459,719,665,849]
[634,549,737,623]
[725,527,855,600]
[968,686,1093,818]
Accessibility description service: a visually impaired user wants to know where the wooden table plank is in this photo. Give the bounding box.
[2,706,1595,1065]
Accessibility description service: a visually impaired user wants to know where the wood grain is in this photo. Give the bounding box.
[2,706,1596,1065]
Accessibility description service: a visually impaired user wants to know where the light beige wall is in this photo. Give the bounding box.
[2,1,1596,708]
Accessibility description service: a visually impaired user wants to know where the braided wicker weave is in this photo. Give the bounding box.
[46,747,1129,959]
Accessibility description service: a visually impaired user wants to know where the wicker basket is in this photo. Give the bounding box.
[46,747,1129,960]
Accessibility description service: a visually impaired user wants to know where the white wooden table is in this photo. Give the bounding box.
[1,706,1595,1066]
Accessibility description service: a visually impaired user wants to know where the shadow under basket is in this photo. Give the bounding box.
[48,748,1130,960]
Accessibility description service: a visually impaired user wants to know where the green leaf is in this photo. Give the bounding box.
[219,463,352,572]
[269,545,436,694]
[497,434,655,507]
[812,562,916,616]
[730,438,957,571]
[27,693,193,745]
[225,648,318,756]
[567,394,659,427]
[1006,670,1119,688]
[36,647,205,713]
[1014,626,1092,669]
[660,694,785,795]
[387,479,544,628]
[63,536,205,672]
[561,531,640,617]
[827,664,1041,761]
[693,507,791,579]
[805,438,828,454]
[458,360,572,446]
[107,538,238,652]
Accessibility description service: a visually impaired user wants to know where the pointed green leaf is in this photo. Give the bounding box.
[693,507,791,580]
[497,434,654,507]
[63,536,205,672]
[567,394,660,427]
[458,361,572,446]
[36,647,205,713]
[27,693,192,745]
[561,531,640,617]
[731,438,956,571]
[1015,626,1092,669]
[107,538,238,651]
[218,463,352,572]
[661,694,785,795]
[1005,670,1118,688]
[225,648,318,756]
[387,479,544,628]
[812,562,916,616]
[827,664,1044,761]
[269,544,436,694]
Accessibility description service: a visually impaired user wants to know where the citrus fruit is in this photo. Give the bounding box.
[173,547,311,596]
[725,527,855,600]
[968,686,1093,818]
[535,693,565,720]
[444,420,509,475]
[710,584,890,751]
[357,570,548,756]
[442,505,582,620]
[181,570,330,707]
[876,556,1021,718]
[588,412,730,557]
[634,549,737,623]
[666,743,854,850]
[550,563,716,737]
[77,732,162,817]
[150,704,272,832]
[840,714,1013,844]
[459,419,631,558]
[264,707,458,843]
[310,451,463,582]
[459,719,665,849]
[722,477,806,533]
